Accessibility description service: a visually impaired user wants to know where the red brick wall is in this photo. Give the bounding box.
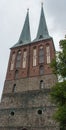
[6,38,55,80]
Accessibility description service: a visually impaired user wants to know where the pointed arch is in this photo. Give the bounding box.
[39,45,44,63]
[15,70,19,79]
[39,65,44,75]
[33,46,37,66]
[40,80,44,89]
[12,84,16,92]
[22,49,27,68]
[46,44,51,64]
[10,52,15,70]
[16,50,21,68]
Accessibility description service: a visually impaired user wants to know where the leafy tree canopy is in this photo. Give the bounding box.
[51,39,66,79]
[51,38,66,130]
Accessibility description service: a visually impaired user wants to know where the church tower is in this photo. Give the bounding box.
[0,4,59,130]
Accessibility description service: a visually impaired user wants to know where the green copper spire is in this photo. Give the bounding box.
[34,3,50,42]
[12,9,31,48]
[18,9,31,43]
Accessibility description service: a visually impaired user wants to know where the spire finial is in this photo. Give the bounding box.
[27,8,29,12]
[41,2,43,7]
[18,8,31,44]
[34,2,50,42]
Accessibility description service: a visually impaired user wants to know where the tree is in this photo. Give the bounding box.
[51,38,66,130]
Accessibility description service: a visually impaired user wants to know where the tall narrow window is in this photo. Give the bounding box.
[39,65,44,75]
[22,50,27,68]
[10,52,15,70]
[16,50,21,68]
[12,84,16,92]
[33,47,37,66]
[22,128,27,130]
[15,70,18,79]
[46,45,50,64]
[40,80,44,89]
[39,46,44,63]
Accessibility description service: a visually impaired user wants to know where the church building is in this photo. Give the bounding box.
[0,4,59,130]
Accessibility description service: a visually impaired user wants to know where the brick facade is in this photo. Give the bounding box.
[0,37,59,130]
[6,38,55,80]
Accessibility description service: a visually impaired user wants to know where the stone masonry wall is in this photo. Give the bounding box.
[0,90,59,130]
[2,74,57,96]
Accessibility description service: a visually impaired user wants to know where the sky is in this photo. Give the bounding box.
[0,0,66,100]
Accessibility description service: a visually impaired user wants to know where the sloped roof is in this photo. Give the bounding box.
[12,9,31,48]
[12,4,51,49]
[33,4,51,42]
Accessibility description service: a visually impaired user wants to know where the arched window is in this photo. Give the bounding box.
[39,46,44,63]
[46,45,50,64]
[16,50,21,68]
[12,84,16,92]
[15,70,18,79]
[22,49,27,68]
[22,128,27,130]
[40,80,44,89]
[10,111,15,116]
[39,65,44,75]
[10,52,15,70]
[33,47,37,66]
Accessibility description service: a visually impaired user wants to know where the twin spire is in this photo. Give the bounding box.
[13,4,51,48]
[34,3,50,41]
[18,9,31,44]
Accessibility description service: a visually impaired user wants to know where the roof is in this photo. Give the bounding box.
[33,3,51,42]
[12,9,31,48]
[12,4,51,49]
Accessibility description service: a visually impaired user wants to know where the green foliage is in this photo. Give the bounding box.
[51,81,66,105]
[51,38,66,129]
[53,105,66,122]
[51,39,66,79]
[54,105,66,130]
[58,40,66,78]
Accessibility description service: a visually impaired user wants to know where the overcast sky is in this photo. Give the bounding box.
[0,0,66,100]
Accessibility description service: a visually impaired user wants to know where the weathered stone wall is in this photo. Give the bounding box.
[1,90,53,108]
[0,38,59,130]
[2,74,57,96]
[0,90,59,130]
[0,74,59,130]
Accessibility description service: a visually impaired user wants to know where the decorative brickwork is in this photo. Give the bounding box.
[6,39,55,80]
